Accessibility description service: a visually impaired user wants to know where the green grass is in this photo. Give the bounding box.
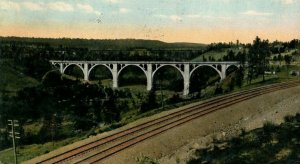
[0,59,39,96]
[191,48,241,62]
[271,49,297,58]
[0,148,14,164]
[0,137,83,164]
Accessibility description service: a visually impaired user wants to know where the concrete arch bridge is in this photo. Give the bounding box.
[50,60,241,95]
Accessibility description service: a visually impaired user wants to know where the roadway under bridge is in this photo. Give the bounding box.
[50,60,241,95]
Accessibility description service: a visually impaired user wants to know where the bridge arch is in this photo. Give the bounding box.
[225,65,240,76]
[118,64,147,77]
[190,64,222,80]
[62,64,85,79]
[152,64,184,92]
[117,64,148,88]
[62,64,84,74]
[88,64,113,80]
[152,64,184,79]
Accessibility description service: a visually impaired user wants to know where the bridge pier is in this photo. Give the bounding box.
[220,64,227,80]
[146,64,153,91]
[59,63,63,73]
[183,64,190,96]
[83,63,89,81]
[112,64,118,88]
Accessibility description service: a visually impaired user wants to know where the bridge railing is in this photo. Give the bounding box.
[49,60,240,65]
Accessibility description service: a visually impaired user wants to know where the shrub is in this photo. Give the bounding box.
[284,115,294,123]
[167,94,182,104]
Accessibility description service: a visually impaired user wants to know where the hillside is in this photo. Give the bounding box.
[97,85,300,163]
[189,113,300,163]
[0,59,39,95]
[191,48,243,62]
[0,37,206,50]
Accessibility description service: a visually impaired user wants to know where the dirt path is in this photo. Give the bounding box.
[101,86,300,164]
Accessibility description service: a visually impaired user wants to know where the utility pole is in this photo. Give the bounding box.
[8,120,20,164]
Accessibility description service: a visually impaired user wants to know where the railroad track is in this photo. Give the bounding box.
[36,81,300,164]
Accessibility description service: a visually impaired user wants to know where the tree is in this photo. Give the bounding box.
[140,90,158,113]
[235,67,244,88]
[284,55,292,78]
[278,54,283,65]
[248,36,271,82]
[190,67,214,97]
[202,55,207,61]
[227,50,235,61]
[284,55,292,65]
[236,51,246,65]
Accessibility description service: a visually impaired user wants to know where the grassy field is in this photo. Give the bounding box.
[0,137,82,164]
[191,48,242,62]
[0,59,39,96]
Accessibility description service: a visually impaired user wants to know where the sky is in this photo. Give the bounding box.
[0,0,299,44]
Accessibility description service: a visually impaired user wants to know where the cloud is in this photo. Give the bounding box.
[1,1,101,15]
[22,2,44,11]
[186,14,202,18]
[157,14,182,22]
[77,3,101,15]
[241,10,273,16]
[170,15,182,22]
[0,0,20,11]
[48,2,74,12]
[186,14,231,21]
[281,0,295,4]
[119,8,130,13]
[105,0,122,4]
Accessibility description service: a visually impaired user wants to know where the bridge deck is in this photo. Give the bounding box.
[50,60,240,65]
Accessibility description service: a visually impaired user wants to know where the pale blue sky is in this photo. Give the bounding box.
[0,0,299,43]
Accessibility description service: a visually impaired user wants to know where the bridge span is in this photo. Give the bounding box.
[50,60,240,95]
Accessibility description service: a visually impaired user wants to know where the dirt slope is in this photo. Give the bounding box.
[101,86,300,164]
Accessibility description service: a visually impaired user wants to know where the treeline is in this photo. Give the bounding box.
[0,72,132,148]
[0,37,206,50]
[0,37,206,80]
[0,37,206,63]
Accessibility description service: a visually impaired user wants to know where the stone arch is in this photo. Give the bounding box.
[152,64,184,79]
[152,64,185,92]
[62,63,85,77]
[117,64,148,88]
[117,64,147,77]
[225,64,240,76]
[62,63,85,79]
[190,64,222,79]
[88,64,113,80]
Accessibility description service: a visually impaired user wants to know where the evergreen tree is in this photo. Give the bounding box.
[248,36,271,82]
